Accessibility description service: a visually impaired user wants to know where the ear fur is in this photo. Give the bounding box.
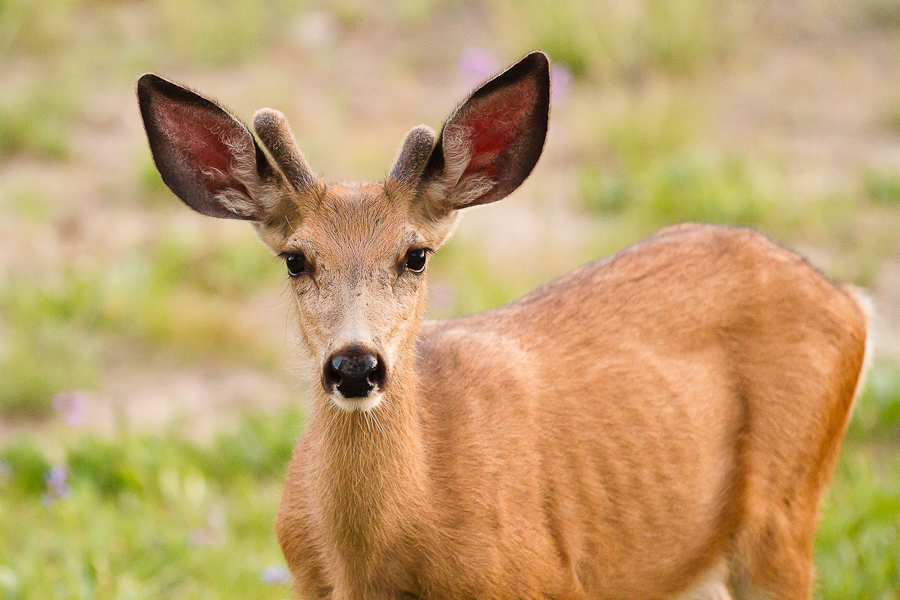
[416,51,550,213]
[137,73,285,221]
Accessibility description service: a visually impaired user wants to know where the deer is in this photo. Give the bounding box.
[137,52,870,600]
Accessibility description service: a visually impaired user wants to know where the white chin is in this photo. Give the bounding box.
[330,392,383,413]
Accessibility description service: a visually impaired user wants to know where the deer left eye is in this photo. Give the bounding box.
[405,248,428,273]
[283,253,307,277]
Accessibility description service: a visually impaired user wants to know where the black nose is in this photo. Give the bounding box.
[322,346,386,398]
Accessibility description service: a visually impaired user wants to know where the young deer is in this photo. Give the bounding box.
[138,52,870,600]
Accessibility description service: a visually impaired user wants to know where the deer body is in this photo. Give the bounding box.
[138,53,869,600]
[276,222,867,600]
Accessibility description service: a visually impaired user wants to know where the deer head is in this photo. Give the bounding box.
[137,52,550,413]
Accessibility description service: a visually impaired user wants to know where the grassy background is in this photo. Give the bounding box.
[1,0,899,597]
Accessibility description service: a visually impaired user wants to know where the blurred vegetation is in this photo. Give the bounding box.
[816,359,900,598]
[0,407,303,599]
[1,0,899,597]
[864,168,900,207]
[0,231,283,415]
[493,0,733,78]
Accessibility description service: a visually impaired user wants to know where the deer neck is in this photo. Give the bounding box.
[307,351,430,567]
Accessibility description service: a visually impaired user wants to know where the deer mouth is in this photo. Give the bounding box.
[329,392,385,413]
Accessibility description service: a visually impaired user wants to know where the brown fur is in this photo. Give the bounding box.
[275,219,868,600]
[137,53,870,600]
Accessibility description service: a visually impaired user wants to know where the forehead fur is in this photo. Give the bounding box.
[254,180,458,257]
[311,183,403,241]
[300,183,410,262]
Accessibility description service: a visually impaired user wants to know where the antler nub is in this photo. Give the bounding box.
[253,108,317,191]
[390,125,437,186]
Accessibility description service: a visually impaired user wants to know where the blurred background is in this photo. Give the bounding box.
[1,0,899,597]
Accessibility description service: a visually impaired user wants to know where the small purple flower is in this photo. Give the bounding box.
[550,64,573,106]
[46,465,68,491]
[189,506,225,547]
[260,565,290,585]
[52,392,86,427]
[458,47,500,86]
[42,465,70,504]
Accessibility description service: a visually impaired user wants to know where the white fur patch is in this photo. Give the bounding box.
[676,561,733,600]
[846,285,875,410]
[330,392,384,413]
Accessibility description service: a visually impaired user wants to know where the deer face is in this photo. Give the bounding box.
[137,52,550,412]
[264,182,456,411]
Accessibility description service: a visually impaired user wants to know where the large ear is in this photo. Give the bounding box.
[137,73,283,221]
[409,51,550,212]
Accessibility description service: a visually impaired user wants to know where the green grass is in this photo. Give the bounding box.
[571,99,808,235]
[0,0,77,57]
[489,0,736,78]
[582,149,793,232]
[0,324,99,417]
[0,407,303,600]
[815,452,900,599]
[145,0,308,67]
[815,360,900,598]
[0,0,88,161]
[1,184,55,223]
[863,168,900,206]
[847,359,900,439]
[0,85,73,160]
[0,229,284,417]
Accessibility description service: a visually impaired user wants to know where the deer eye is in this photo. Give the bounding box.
[282,253,307,277]
[404,248,429,273]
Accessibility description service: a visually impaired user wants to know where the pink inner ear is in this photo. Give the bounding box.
[157,97,252,198]
[460,78,535,180]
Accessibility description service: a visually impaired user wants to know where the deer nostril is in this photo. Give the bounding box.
[322,348,386,398]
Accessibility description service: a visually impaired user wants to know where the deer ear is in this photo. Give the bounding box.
[137,73,279,221]
[418,51,550,212]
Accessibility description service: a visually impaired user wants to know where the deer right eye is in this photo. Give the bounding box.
[283,253,307,277]
[404,248,430,273]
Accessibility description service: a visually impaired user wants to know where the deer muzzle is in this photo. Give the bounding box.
[322,344,387,400]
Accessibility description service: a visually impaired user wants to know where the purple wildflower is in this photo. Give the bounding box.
[550,63,573,106]
[52,392,86,427]
[189,506,225,547]
[260,565,291,585]
[42,465,70,504]
[458,47,500,87]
